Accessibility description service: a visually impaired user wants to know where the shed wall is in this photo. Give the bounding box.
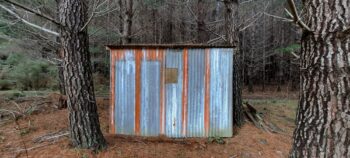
[110,47,234,137]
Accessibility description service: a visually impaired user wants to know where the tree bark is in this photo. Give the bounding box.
[122,0,133,44]
[118,0,123,44]
[290,0,350,157]
[58,0,106,150]
[55,0,66,109]
[224,0,244,127]
[56,47,67,109]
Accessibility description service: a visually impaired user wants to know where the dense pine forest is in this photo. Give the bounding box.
[0,0,300,93]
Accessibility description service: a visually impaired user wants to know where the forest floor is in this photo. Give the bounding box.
[0,89,298,158]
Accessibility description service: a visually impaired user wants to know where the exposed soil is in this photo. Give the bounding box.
[0,92,297,158]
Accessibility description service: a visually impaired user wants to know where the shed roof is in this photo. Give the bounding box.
[106,44,235,50]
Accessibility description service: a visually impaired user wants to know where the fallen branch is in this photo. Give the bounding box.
[243,102,283,133]
[15,141,58,154]
[0,109,22,118]
[33,130,69,143]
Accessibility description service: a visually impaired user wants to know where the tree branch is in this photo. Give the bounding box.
[263,12,293,22]
[286,0,312,32]
[0,4,59,36]
[81,12,95,31]
[290,51,300,59]
[3,0,60,26]
[238,1,269,32]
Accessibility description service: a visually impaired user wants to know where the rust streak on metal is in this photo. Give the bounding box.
[115,49,125,60]
[109,50,115,134]
[159,49,165,134]
[144,48,159,61]
[182,48,188,136]
[204,49,210,136]
[135,49,142,135]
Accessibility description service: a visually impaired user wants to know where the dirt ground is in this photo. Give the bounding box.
[0,90,298,158]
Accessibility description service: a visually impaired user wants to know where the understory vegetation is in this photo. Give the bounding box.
[0,52,58,91]
[0,47,109,95]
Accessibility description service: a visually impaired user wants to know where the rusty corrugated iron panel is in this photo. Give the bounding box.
[209,48,233,137]
[165,49,183,137]
[140,60,161,136]
[140,48,165,136]
[187,49,206,137]
[114,51,136,135]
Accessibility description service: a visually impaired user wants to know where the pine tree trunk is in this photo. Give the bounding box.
[58,0,106,150]
[290,0,350,157]
[118,0,123,44]
[55,0,66,109]
[224,0,244,127]
[122,0,133,44]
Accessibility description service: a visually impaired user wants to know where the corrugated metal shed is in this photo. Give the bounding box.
[108,45,234,138]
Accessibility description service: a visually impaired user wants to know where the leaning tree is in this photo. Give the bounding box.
[287,0,350,157]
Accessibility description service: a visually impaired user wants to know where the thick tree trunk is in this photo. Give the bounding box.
[58,0,106,150]
[57,48,67,109]
[55,0,66,109]
[290,0,350,157]
[224,0,244,127]
[122,0,133,44]
[118,0,123,44]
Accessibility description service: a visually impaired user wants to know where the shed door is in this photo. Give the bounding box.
[140,61,161,136]
[165,50,183,137]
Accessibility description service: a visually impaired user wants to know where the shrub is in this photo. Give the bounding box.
[0,80,12,90]
[9,58,58,90]
[5,53,24,66]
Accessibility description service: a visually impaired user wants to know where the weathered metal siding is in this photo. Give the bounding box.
[209,48,233,137]
[165,49,183,137]
[140,61,161,136]
[109,46,234,138]
[114,51,135,135]
[187,49,206,137]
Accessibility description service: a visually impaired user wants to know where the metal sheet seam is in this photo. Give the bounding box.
[135,49,142,135]
[182,48,188,136]
[110,50,116,134]
[204,48,210,136]
[159,49,166,135]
